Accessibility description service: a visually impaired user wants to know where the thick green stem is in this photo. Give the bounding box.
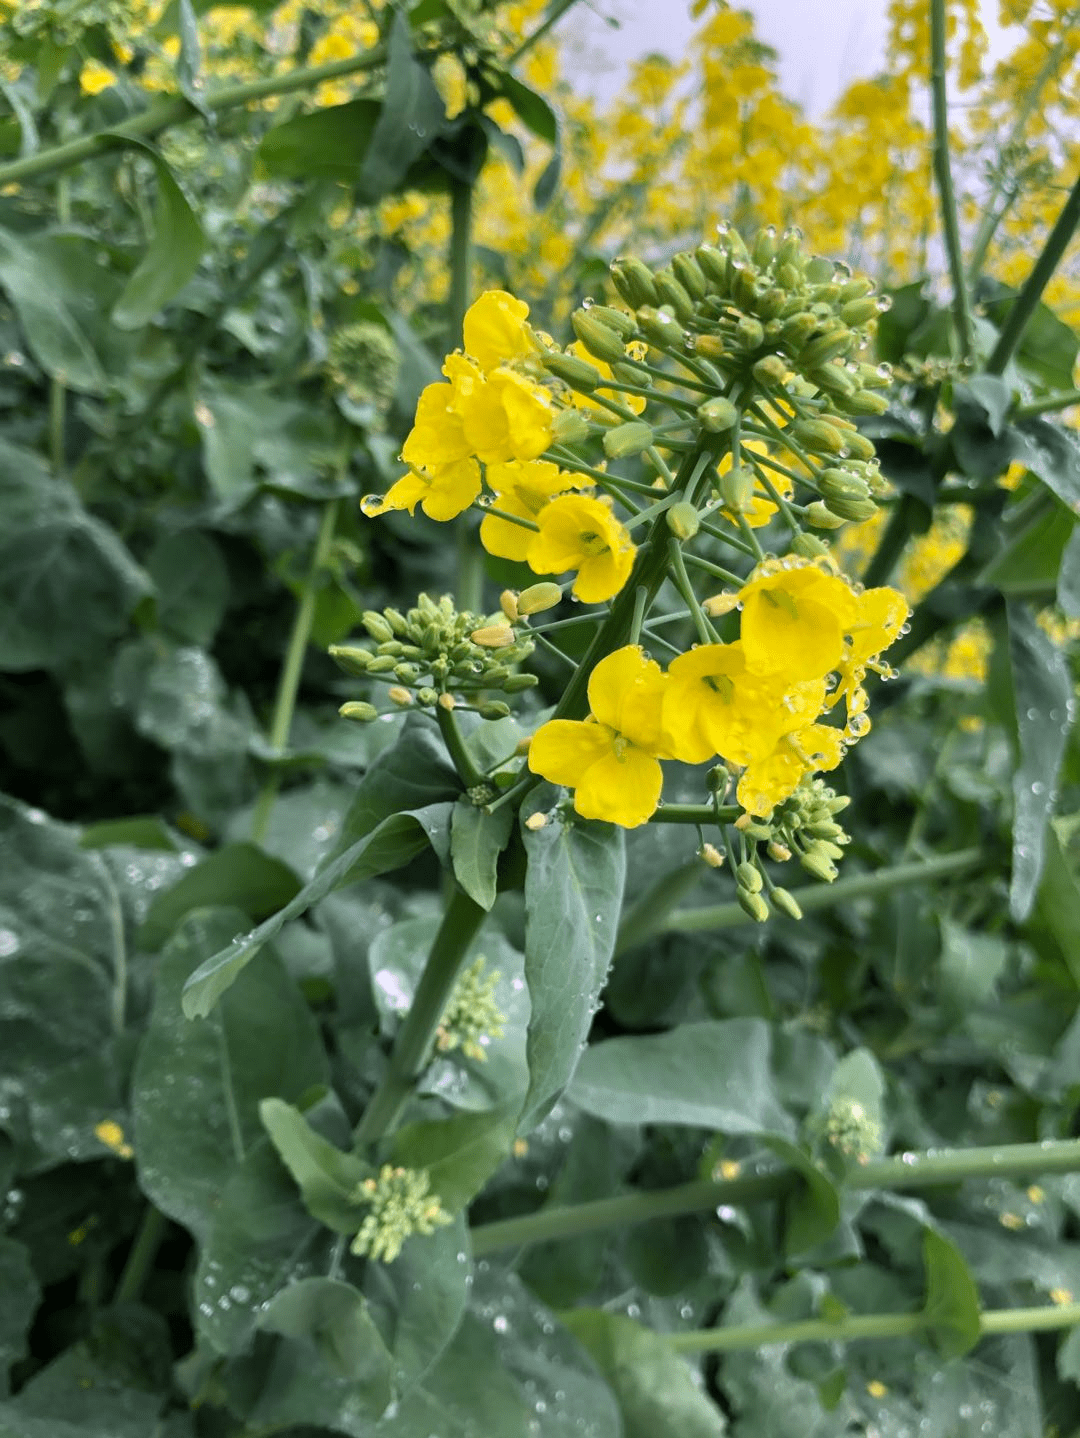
[355,886,486,1145]
[986,171,1080,375]
[666,848,983,933]
[113,1205,168,1305]
[469,1137,1080,1256]
[0,48,386,189]
[49,176,71,475]
[1013,387,1080,419]
[614,858,706,957]
[250,498,340,844]
[648,803,740,825]
[437,706,486,789]
[448,175,485,612]
[864,495,918,588]
[930,0,974,363]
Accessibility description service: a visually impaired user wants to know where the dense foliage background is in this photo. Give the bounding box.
[2,1,1080,1435]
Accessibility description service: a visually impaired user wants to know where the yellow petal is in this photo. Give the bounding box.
[573,746,663,827]
[463,290,533,372]
[528,720,612,787]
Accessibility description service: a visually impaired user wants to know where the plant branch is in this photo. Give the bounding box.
[930,0,975,363]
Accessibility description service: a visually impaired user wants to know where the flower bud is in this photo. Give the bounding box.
[610,360,643,385]
[804,256,835,284]
[751,355,788,387]
[807,363,858,398]
[806,500,847,529]
[801,847,838,883]
[840,389,890,415]
[366,654,398,673]
[706,764,730,796]
[692,334,728,362]
[438,692,456,710]
[790,532,830,559]
[542,349,603,391]
[394,662,421,683]
[572,310,627,365]
[471,624,515,648]
[502,672,540,692]
[500,589,519,622]
[603,421,654,458]
[385,608,408,634]
[780,312,819,348]
[767,840,792,862]
[839,277,873,303]
[736,861,763,893]
[700,842,725,868]
[376,640,404,657]
[363,610,395,643]
[732,266,759,311]
[635,306,686,349]
[666,501,700,540]
[695,243,730,289]
[771,887,803,920]
[718,463,755,513]
[840,298,879,327]
[793,417,846,455]
[524,810,547,830]
[339,700,378,722]
[328,643,372,676]
[824,493,877,522]
[588,304,637,339]
[736,316,765,350]
[387,686,413,707]
[518,582,562,615]
[703,591,740,617]
[751,225,777,268]
[737,889,770,922]
[799,329,855,368]
[654,271,694,322]
[417,687,438,706]
[672,251,708,300]
[697,395,738,432]
[611,256,659,308]
[841,430,877,461]
[552,408,592,444]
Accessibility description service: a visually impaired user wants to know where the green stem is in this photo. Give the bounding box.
[930,0,975,363]
[614,858,705,957]
[250,498,340,844]
[448,175,485,613]
[436,706,486,789]
[0,47,387,188]
[668,539,716,645]
[649,803,740,825]
[470,1137,1080,1257]
[666,848,983,933]
[986,171,1080,375]
[113,1205,168,1305]
[629,585,649,646]
[355,886,486,1145]
[49,175,71,475]
[1013,387,1080,419]
[864,495,917,588]
[506,0,583,64]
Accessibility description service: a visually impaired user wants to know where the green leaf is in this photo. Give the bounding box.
[570,1019,795,1136]
[1058,1324,1080,1387]
[1060,524,1080,618]
[332,719,461,858]
[561,1309,727,1438]
[981,281,1080,391]
[138,841,302,951]
[495,70,559,144]
[259,1097,368,1233]
[939,918,1010,1009]
[258,98,382,182]
[79,816,182,852]
[520,811,625,1131]
[111,143,206,328]
[1008,601,1075,920]
[0,1236,39,1389]
[132,907,328,1242]
[181,804,453,1016]
[450,797,514,910]
[0,229,107,392]
[0,441,149,670]
[533,149,561,209]
[1032,820,1080,987]
[763,1136,841,1256]
[979,497,1075,597]
[362,1215,471,1388]
[391,1103,518,1213]
[358,12,447,203]
[921,1227,981,1359]
[145,530,229,646]
[259,1277,394,1393]
[1012,415,1080,512]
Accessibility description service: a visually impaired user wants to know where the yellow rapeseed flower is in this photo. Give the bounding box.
[401,381,473,469]
[738,560,857,682]
[480,460,585,561]
[362,458,481,522]
[463,290,536,373]
[80,60,117,95]
[527,493,635,603]
[449,358,554,464]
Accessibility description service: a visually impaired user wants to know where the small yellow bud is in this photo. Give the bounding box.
[700,843,724,868]
[771,887,803,920]
[524,811,548,831]
[603,421,654,459]
[806,501,847,530]
[387,686,413,707]
[866,1380,888,1400]
[500,590,520,622]
[718,464,755,513]
[703,592,740,617]
[767,841,792,862]
[697,395,738,432]
[512,1138,530,1158]
[437,692,456,711]
[339,700,379,723]
[471,625,515,648]
[517,582,563,615]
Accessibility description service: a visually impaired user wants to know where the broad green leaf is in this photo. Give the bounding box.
[1013,415,1080,512]
[981,281,1080,391]
[1008,601,1075,919]
[0,1236,38,1389]
[111,143,206,328]
[132,907,328,1242]
[1058,1325,1080,1387]
[332,719,460,858]
[145,530,229,646]
[259,1277,394,1392]
[358,13,447,203]
[1060,524,1080,618]
[0,229,107,392]
[79,816,182,852]
[138,842,302,951]
[561,1309,727,1438]
[181,803,453,1017]
[1032,820,1080,987]
[450,797,514,910]
[570,1019,794,1136]
[939,918,1010,1009]
[258,98,381,182]
[1,1336,165,1436]
[392,1102,518,1213]
[762,1135,841,1256]
[922,1227,981,1359]
[195,379,343,507]
[495,70,559,144]
[520,811,625,1131]
[0,441,148,670]
[362,1215,471,1389]
[979,498,1075,597]
[259,1097,368,1233]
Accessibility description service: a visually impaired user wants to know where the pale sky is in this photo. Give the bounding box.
[562,0,1022,115]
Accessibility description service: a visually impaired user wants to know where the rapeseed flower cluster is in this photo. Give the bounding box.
[359,229,909,842]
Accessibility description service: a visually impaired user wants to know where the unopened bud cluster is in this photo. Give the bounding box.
[434,957,506,1063]
[327,322,400,416]
[330,592,538,720]
[822,1096,882,1163]
[349,1165,451,1263]
[735,775,852,888]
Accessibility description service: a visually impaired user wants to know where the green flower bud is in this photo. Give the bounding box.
[367,655,398,673]
[588,304,637,339]
[385,608,408,634]
[328,643,372,676]
[654,271,695,322]
[611,256,659,308]
[800,848,838,883]
[771,887,803,921]
[751,225,778,268]
[839,277,873,303]
[697,395,738,432]
[807,819,845,839]
[839,389,890,415]
[339,700,378,723]
[804,256,835,284]
[819,468,871,501]
[793,417,846,455]
[806,501,847,530]
[780,312,819,348]
[757,287,787,321]
[479,701,511,720]
[840,430,877,461]
[736,316,765,350]
[417,687,438,706]
[776,261,803,290]
[790,532,829,559]
[706,764,730,796]
[610,360,643,385]
[718,463,755,513]
[376,640,403,657]
[737,861,763,893]
[693,333,728,362]
[732,266,759,311]
[840,297,879,327]
[751,354,788,387]
[603,420,654,458]
[799,329,856,368]
[824,493,878,522]
[737,889,770,922]
[502,672,540,692]
[542,349,602,391]
[394,662,421,683]
[666,501,700,540]
[695,243,731,290]
[776,227,804,267]
[672,251,708,300]
[634,306,686,349]
[552,407,592,444]
[807,363,859,398]
[572,310,627,364]
[518,581,563,615]
[363,610,395,643]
